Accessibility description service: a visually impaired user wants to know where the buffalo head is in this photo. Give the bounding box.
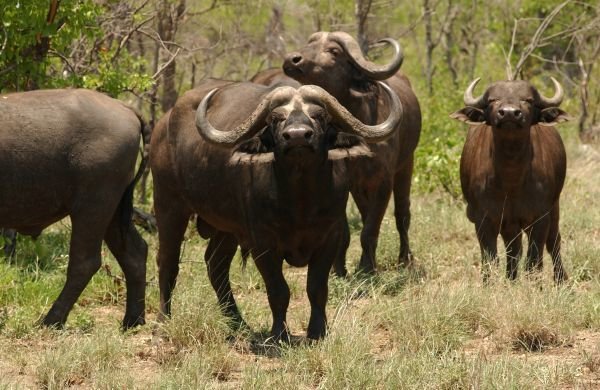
[282,31,403,97]
[451,78,569,129]
[195,82,402,163]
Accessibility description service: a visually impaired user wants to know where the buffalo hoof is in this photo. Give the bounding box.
[40,316,66,330]
[398,252,414,269]
[306,328,327,340]
[122,314,146,330]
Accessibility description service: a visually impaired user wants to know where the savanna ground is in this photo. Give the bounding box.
[0,131,599,389]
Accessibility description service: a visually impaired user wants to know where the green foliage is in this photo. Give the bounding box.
[0,0,152,96]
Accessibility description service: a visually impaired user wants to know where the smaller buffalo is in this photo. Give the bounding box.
[451,78,569,283]
[151,81,402,341]
[0,89,149,328]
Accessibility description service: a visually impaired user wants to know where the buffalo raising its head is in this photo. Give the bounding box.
[282,31,403,97]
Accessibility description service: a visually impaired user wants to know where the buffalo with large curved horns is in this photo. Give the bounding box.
[150,81,402,341]
[274,31,422,275]
[451,78,569,283]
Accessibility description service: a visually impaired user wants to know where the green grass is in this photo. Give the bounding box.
[0,136,599,389]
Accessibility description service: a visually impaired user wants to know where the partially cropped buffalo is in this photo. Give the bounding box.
[279,31,422,275]
[0,89,149,328]
[451,78,569,283]
[150,80,402,341]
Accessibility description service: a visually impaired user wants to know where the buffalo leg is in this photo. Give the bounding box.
[104,213,148,329]
[546,203,567,283]
[254,253,290,342]
[475,217,499,284]
[1,228,17,258]
[306,237,337,339]
[394,157,414,267]
[332,215,350,277]
[524,215,550,275]
[205,231,246,329]
[352,178,393,273]
[155,196,191,319]
[43,213,107,327]
[500,223,522,280]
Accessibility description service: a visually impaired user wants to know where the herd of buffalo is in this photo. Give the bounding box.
[0,31,569,342]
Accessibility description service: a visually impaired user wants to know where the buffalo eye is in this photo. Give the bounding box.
[327,48,340,56]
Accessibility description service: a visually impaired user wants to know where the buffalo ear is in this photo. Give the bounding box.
[228,127,275,165]
[450,107,486,125]
[538,107,570,127]
[327,131,373,160]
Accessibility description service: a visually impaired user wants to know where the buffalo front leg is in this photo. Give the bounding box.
[254,253,290,343]
[1,229,17,258]
[205,231,246,329]
[547,203,567,283]
[500,223,522,280]
[394,157,414,268]
[524,215,550,277]
[43,213,107,327]
[306,238,337,339]
[352,178,393,274]
[104,213,148,329]
[332,215,350,278]
[474,216,500,284]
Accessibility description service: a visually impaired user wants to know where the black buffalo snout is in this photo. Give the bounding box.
[282,126,314,146]
[497,106,523,121]
[283,52,304,72]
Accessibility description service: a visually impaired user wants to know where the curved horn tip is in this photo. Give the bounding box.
[463,77,484,107]
[539,76,564,107]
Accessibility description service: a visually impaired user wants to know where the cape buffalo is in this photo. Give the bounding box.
[0,89,149,328]
[280,31,422,275]
[451,78,569,283]
[150,81,402,341]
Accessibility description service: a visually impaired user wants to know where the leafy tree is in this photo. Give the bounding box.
[0,0,152,96]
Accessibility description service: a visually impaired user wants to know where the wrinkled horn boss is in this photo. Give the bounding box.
[298,82,403,142]
[196,86,296,145]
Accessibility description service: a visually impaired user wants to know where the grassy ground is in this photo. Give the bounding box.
[0,137,598,389]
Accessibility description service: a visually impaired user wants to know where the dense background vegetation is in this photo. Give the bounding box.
[1,0,599,388]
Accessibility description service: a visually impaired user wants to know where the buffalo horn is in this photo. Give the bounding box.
[538,77,564,108]
[329,32,403,80]
[463,78,485,108]
[300,82,402,143]
[196,87,295,145]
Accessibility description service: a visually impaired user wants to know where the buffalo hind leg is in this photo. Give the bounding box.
[155,197,191,320]
[254,253,290,343]
[394,158,414,268]
[500,223,522,280]
[205,231,246,329]
[104,213,148,329]
[547,203,567,283]
[42,212,108,327]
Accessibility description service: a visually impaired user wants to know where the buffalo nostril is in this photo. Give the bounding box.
[292,55,302,64]
[304,130,313,139]
[514,109,522,118]
[282,132,291,140]
[498,109,505,117]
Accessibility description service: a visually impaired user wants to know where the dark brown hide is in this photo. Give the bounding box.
[280,31,422,274]
[451,79,569,283]
[150,81,400,341]
[250,67,300,88]
[0,89,148,328]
